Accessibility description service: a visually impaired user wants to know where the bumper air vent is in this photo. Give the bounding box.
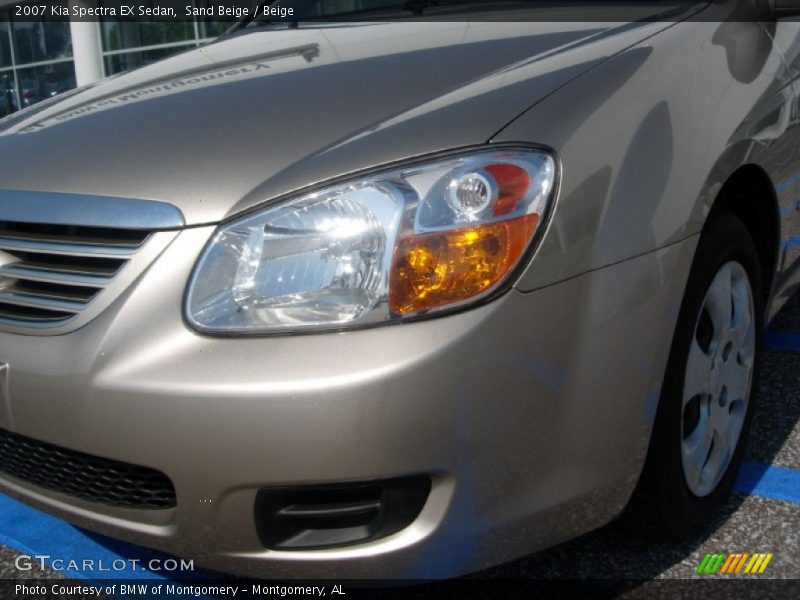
[255,476,431,550]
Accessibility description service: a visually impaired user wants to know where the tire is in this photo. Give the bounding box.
[630,210,764,535]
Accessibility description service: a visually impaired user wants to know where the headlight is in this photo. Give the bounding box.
[186,147,556,333]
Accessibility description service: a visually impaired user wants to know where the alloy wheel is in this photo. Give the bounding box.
[681,261,755,497]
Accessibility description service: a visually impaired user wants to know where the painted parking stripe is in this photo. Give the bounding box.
[0,493,190,581]
[764,329,800,351]
[734,461,800,504]
[0,494,224,600]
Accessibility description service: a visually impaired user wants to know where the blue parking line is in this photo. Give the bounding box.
[764,329,800,351]
[0,493,181,581]
[775,170,800,192]
[0,494,226,600]
[734,461,800,504]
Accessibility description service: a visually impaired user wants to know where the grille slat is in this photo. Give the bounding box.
[0,236,142,257]
[0,264,114,287]
[0,304,73,324]
[0,427,176,510]
[0,220,152,328]
[0,289,89,313]
[0,222,150,247]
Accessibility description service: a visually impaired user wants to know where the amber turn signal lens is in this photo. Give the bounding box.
[389,213,539,315]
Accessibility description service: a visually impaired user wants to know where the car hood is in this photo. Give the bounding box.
[0,21,671,226]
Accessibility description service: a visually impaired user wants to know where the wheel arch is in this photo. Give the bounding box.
[705,163,781,301]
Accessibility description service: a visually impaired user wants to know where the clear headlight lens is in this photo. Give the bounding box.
[186,147,556,333]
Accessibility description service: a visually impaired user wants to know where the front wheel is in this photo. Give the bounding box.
[633,211,763,533]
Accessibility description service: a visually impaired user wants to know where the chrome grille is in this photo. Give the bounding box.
[0,190,185,335]
[0,223,149,328]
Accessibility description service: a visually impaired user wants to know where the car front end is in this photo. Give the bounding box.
[0,8,786,579]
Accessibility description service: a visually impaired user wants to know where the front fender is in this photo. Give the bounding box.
[496,19,792,293]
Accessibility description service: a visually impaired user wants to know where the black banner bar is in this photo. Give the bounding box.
[3,578,800,600]
[0,1,786,24]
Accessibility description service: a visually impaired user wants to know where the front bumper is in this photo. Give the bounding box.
[0,227,697,579]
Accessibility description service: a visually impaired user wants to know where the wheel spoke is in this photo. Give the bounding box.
[706,264,733,343]
[730,290,753,348]
[684,429,713,485]
[684,339,713,403]
[707,428,731,483]
[725,360,752,403]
